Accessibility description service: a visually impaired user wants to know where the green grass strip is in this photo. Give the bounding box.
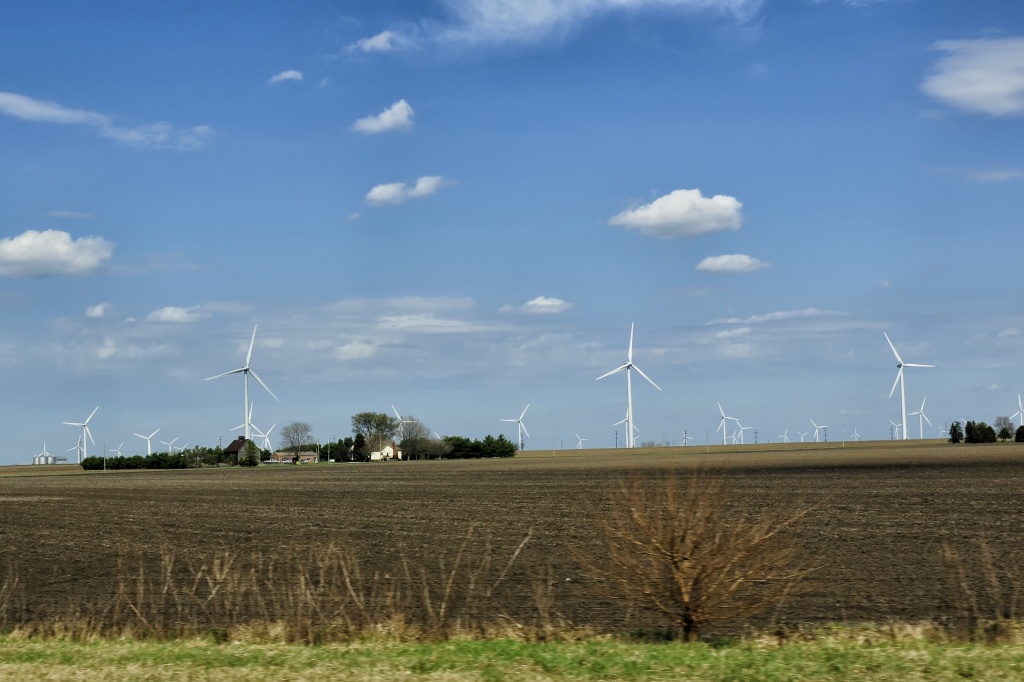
[3,636,1024,681]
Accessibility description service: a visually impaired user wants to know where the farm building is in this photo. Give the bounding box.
[269,451,319,464]
[370,442,402,461]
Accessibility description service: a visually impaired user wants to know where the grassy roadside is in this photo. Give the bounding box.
[3,635,1024,681]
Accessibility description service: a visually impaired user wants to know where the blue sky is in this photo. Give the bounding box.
[1,0,1023,462]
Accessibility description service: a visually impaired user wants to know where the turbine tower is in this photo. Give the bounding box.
[207,324,278,442]
[884,332,935,441]
[1012,394,1024,430]
[716,402,740,446]
[62,406,98,463]
[810,419,827,442]
[501,404,530,451]
[596,323,661,449]
[133,427,161,456]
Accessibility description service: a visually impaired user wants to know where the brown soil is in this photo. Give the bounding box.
[1,441,1022,635]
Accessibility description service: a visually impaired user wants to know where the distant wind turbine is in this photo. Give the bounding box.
[68,437,83,461]
[576,433,588,449]
[778,429,790,443]
[501,404,530,451]
[596,323,661,449]
[889,419,903,440]
[850,427,861,442]
[159,437,179,455]
[63,406,98,463]
[810,419,827,443]
[114,442,123,457]
[207,324,278,442]
[908,396,931,439]
[796,430,809,443]
[133,428,161,456]
[717,402,740,446]
[392,405,417,443]
[1013,394,1024,429]
[884,333,935,441]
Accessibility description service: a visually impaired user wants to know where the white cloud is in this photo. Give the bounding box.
[500,296,574,314]
[332,340,378,361]
[375,313,497,334]
[366,176,447,205]
[972,169,1022,183]
[269,69,303,84]
[696,254,768,273]
[85,303,112,319]
[0,91,213,150]
[432,0,761,46]
[715,326,751,339]
[922,38,1024,116]
[0,229,113,277]
[352,99,414,134]
[49,210,94,220]
[145,306,205,324]
[348,30,411,53]
[609,189,742,238]
[998,328,1022,339]
[707,308,845,325]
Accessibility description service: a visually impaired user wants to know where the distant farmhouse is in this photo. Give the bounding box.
[370,442,402,461]
[269,450,319,464]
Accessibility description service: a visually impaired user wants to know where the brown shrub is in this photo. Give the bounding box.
[581,469,818,641]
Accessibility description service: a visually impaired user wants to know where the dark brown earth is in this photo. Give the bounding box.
[1,440,1023,636]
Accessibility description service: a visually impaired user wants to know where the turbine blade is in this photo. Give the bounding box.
[206,367,246,381]
[520,404,529,420]
[150,428,160,439]
[248,369,279,401]
[520,423,530,438]
[718,402,726,417]
[596,364,629,381]
[392,405,401,420]
[246,324,258,367]
[85,425,95,446]
[85,406,99,424]
[922,413,932,426]
[903,363,935,368]
[628,322,635,363]
[884,332,903,365]
[888,367,903,399]
[632,365,661,391]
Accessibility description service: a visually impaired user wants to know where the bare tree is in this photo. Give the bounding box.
[280,422,313,462]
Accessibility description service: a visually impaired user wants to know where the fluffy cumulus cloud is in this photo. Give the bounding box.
[85,302,113,319]
[0,229,113,277]
[609,189,742,238]
[0,91,212,150]
[432,0,761,46]
[366,176,447,205]
[922,38,1024,116]
[352,99,414,134]
[269,69,303,84]
[696,254,768,273]
[499,296,574,314]
[348,30,411,53]
[145,306,205,324]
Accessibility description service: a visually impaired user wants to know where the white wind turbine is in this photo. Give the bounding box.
[889,419,903,440]
[113,442,123,457]
[884,333,935,441]
[62,406,98,463]
[850,427,862,442]
[810,419,827,443]
[1012,394,1024,429]
[133,428,161,456]
[778,429,790,443]
[596,323,661,449]
[159,437,179,455]
[908,396,931,440]
[682,431,695,445]
[68,438,83,462]
[35,443,51,465]
[207,324,278,442]
[796,430,809,443]
[576,433,588,449]
[716,402,740,446]
[255,423,276,451]
[392,405,417,443]
[735,421,753,444]
[501,404,530,451]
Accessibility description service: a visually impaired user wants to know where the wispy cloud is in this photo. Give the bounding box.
[352,99,414,134]
[348,30,411,53]
[500,295,574,315]
[706,307,846,325]
[0,229,113,277]
[922,37,1024,116]
[972,168,1022,183]
[430,0,761,46]
[49,210,94,220]
[366,176,448,205]
[609,189,742,238]
[269,69,303,84]
[696,254,768,273]
[0,91,213,150]
[145,306,205,324]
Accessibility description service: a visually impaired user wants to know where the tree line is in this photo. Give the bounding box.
[948,417,1024,444]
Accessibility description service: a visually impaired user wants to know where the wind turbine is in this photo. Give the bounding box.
[810,419,827,443]
[62,406,98,463]
[735,421,753,444]
[850,427,862,442]
[884,333,935,441]
[796,430,809,443]
[778,429,790,443]
[68,437,83,462]
[1012,394,1024,429]
[159,437,179,455]
[207,324,278,442]
[576,433,588,449]
[682,431,695,446]
[889,419,903,440]
[501,404,530,451]
[392,405,417,443]
[113,442,123,457]
[35,443,51,464]
[716,402,740,446]
[908,396,931,440]
[133,428,161,456]
[255,423,276,451]
[596,323,661,449]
